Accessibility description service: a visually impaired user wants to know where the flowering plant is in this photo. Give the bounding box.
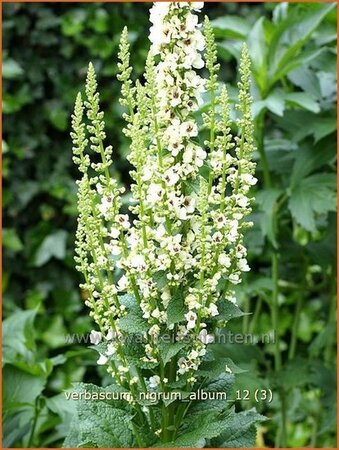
[67,2,264,448]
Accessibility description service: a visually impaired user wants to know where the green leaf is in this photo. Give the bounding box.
[158,339,185,366]
[268,3,335,84]
[288,66,322,99]
[158,410,222,447]
[216,300,245,322]
[214,408,267,448]
[247,17,268,95]
[63,383,134,448]
[188,373,235,414]
[3,228,23,252]
[118,311,148,334]
[33,230,68,266]
[46,101,69,131]
[3,365,46,411]
[285,92,320,113]
[313,117,337,143]
[167,290,186,325]
[252,89,285,118]
[77,402,133,447]
[2,58,24,79]
[3,308,38,361]
[288,173,336,231]
[211,16,250,39]
[290,143,335,188]
[198,355,245,379]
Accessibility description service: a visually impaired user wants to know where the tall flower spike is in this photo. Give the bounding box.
[118,26,136,125]
[72,4,257,441]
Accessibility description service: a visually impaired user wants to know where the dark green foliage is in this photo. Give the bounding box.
[3,2,336,448]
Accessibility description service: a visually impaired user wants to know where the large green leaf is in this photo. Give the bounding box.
[33,230,68,267]
[288,173,336,231]
[213,408,267,448]
[268,3,335,84]
[247,17,268,95]
[188,373,235,414]
[211,16,250,39]
[2,308,38,361]
[289,143,336,189]
[3,365,46,412]
[63,383,134,448]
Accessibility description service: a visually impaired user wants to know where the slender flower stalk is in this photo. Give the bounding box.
[72,1,257,443]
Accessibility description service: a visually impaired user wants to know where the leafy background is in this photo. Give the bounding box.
[2,2,337,448]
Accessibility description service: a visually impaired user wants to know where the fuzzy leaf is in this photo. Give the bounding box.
[63,383,134,448]
[188,373,235,414]
[158,339,186,365]
[213,408,267,448]
[216,300,246,322]
[118,311,148,334]
[167,291,186,325]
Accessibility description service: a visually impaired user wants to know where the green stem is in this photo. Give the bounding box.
[249,296,263,335]
[131,420,144,448]
[288,293,303,361]
[242,293,250,334]
[324,274,336,364]
[271,251,282,371]
[27,397,40,448]
[256,111,271,188]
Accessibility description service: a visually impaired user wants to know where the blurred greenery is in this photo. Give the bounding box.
[2,2,337,448]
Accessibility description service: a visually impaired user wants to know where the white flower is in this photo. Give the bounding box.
[229,273,241,284]
[106,342,116,356]
[151,308,161,319]
[97,353,108,365]
[175,196,196,220]
[185,293,200,310]
[130,254,147,272]
[117,275,128,291]
[142,166,153,181]
[199,329,214,344]
[90,330,102,345]
[242,173,257,185]
[169,86,183,107]
[178,357,189,375]
[235,194,249,208]
[191,2,204,11]
[149,375,161,388]
[146,183,164,204]
[149,324,160,338]
[218,253,231,268]
[106,329,115,341]
[185,310,197,329]
[98,195,113,217]
[109,227,120,239]
[110,241,121,256]
[238,258,250,272]
[164,167,180,186]
[180,120,198,137]
[208,303,219,317]
[116,214,130,230]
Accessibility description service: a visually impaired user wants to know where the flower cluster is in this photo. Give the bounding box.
[72,1,256,437]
